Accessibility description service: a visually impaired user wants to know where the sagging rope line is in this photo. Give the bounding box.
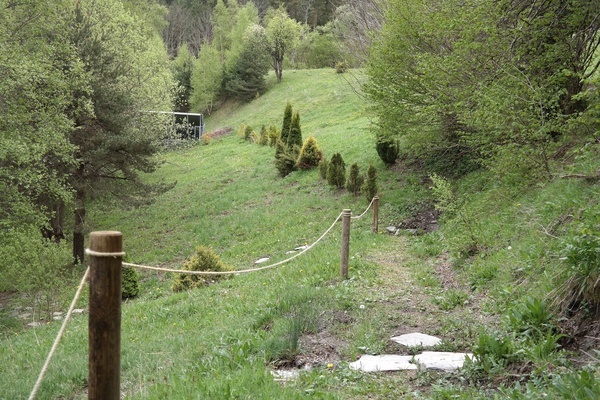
[122,211,344,276]
[28,267,90,400]
[351,197,376,220]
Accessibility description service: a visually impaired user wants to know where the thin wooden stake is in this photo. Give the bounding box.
[88,231,122,400]
[373,196,379,234]
[340,209,351,279]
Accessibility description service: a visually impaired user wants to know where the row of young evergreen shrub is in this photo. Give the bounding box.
[238,102,378,203]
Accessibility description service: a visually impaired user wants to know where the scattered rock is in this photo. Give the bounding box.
[350,355,417,372]
[19,313,31,319]
[386,226,398,234]
[390,333,442,348]
[413,352,472,372]
[254,257,270,264]
[72,309,85,314]
[53,312,63,317]
[27,322,43,328]
[295,245,309,251]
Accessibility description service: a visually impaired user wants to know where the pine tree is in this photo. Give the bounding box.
[327,153,346,188]
[346,163,364,196]
[363,164,378,202]
[296,135,322,169]
[280,102,293,144]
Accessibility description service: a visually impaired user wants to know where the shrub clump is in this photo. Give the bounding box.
[259,125,268,145]
[327,153,346,188]
[275,140,298,177]
[122,266,139,299]
[375,135,399,165]
[296,135,322,169]
[268,124,279,147]
[318,156,328,180]
[280,102,293,144]
[363,164,378,202]
[346,163,364,196]
[172,246,232,292]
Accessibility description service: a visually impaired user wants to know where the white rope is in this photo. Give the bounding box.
[123,211,344,276]
[85,249,126,258]
[351,197,376,220]
[28,267,90,400]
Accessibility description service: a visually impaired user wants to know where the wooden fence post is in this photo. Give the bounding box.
[88,231,122,400]
[373,196,379,234]
[340,209,351,279]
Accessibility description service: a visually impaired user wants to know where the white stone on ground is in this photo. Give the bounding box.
[349,355,417,372]
[390,333,442,347]
[413,352,473,372]
[350,352,472,373]
[72,309,85,314]
[254,257,270,264]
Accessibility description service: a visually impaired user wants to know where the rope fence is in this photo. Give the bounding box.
[27,197,380,399]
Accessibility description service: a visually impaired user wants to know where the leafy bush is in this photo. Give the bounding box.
[506,297,555,339]
[556,226,600,310]
[280,102,293,144]
[375,135,399,165]
[274,140,297,177]
[296,135,321,169]
[259,125,268,145]
[318,156,328,179]
[244,125,254,141]
[172,246,232,292]
[335,60,348,74]
[122,266,139,299]
[346,163,364,196]
[268,124,279,147]
[362,164,378,202]
[326,153,346,188]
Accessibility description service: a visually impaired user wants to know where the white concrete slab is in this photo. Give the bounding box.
[390,333,442,348]
[349,355,417,372]
[413,352,472,371]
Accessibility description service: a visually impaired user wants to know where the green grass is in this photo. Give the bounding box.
[3,68,600,399]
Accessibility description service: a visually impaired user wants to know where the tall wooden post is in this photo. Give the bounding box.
[340,209,351,279]
[373,196,379,234]
[88,231,122,400]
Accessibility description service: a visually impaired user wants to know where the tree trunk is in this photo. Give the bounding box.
[73,188,86,265]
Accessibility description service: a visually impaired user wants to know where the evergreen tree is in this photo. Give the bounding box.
[171,43,195,111]
[296,135,322,169]
[288,111,303,148]
[363,164,378,203]
[327,153,346,188]
[280,102,293,144]
[346,163,364,196]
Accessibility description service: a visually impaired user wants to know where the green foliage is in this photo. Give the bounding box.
[264,7,303,82]
[280,102,293,145]
[259,125,268,145]
[171,43,195,111]
[346,163,364,196]
[267,124,280,147]
[429,173,457,214]
[244,125,254,141]
[363,165,378,202]
[375,135,399,165]
[318,157,329,180]
[366,0,600,181]
[556,224,600,310]
[288,111,303,149]
[326,153,346,188]
[506,297,555,339]
[296,135,322,170]
[274,140,298,178]
[335,60,348,74]
[172,246,232,292]
[122,266,140,299]
[190,43,223,114]
[292,25,340,69]
[224,24,270,101]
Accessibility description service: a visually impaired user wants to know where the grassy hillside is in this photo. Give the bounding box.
[2,68,599,399]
